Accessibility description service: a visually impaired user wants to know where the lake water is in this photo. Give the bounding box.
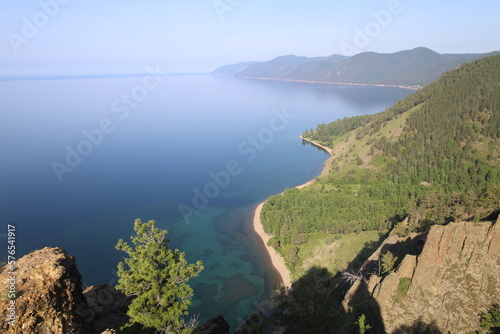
[0,74,411,328]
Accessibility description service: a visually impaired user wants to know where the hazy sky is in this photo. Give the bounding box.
[1,0,499,74]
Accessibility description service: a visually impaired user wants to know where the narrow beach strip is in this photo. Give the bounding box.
[253,202,292,287]
[252,136,333,287]
[299,135,333,155]
[236,76,419,90]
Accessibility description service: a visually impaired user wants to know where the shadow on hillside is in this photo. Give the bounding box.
[271,264,386,333]
[344,232,390,274]
[359,232,427,277]
[391,318,442,334]
[272,266,363,333]
[270,233,443,334]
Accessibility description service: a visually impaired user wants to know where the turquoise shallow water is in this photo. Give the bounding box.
[0,74,411,327]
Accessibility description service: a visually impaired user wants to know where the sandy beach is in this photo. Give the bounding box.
[299,135,333,155]
[252,136,333,287]
[252,202,292,287]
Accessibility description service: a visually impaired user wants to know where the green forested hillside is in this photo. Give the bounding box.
[261,55,499,271]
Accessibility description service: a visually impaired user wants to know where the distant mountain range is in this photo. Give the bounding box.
[212,47,499,87]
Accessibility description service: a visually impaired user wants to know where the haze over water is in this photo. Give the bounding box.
[0,74,411,326]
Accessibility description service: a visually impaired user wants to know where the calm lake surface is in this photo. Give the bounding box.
[0,74,411,327]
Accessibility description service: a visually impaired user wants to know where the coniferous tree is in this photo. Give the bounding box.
[116,219,203,334]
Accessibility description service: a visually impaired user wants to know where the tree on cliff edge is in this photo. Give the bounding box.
[116,219,204,334]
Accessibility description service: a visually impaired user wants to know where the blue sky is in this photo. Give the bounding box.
[1,0,498,74]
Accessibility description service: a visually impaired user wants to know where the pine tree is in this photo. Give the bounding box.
[116,219,204,334]
[356,314,372,334]
[381,251,398,274]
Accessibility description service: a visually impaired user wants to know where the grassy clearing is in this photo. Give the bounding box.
[294,230,385,279]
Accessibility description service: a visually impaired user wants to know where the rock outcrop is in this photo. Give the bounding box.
[343,218,500,333]
[3,218,498,334]
[233,312,269,334]
[0,247,94,333]
[83,284,129,333]
[197,315,230,334]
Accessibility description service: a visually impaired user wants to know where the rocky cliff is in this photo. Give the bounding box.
[0,247,262,334]
[0,247,95,333]
[2,219,498,334]
[343,218,500,333]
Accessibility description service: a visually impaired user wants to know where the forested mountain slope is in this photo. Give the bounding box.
[261,54,499,274]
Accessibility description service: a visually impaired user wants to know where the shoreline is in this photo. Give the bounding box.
[252,138,332,287]
[299,135,333,155]
[252,202,292,287]
[236,76,421,91]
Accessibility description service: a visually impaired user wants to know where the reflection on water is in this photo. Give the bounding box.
[0,75,411,326]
